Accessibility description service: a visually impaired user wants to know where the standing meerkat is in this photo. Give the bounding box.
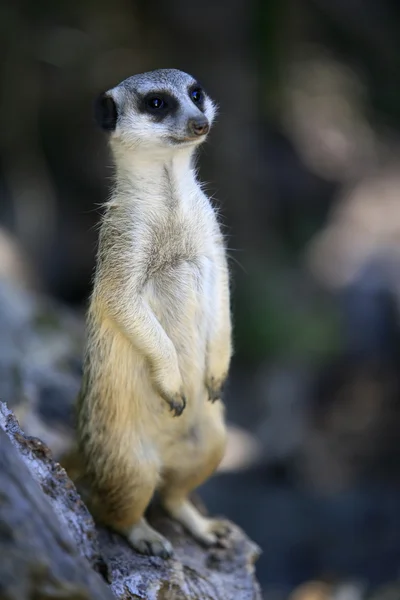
[77,69,232,558]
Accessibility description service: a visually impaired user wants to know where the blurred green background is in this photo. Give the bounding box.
[2,0,400,598]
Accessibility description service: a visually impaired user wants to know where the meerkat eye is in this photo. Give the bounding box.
[146,97,166,110]
[190,88,203,104]
[141,92,177,119]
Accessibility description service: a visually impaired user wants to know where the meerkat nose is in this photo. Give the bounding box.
[188,117,209,137]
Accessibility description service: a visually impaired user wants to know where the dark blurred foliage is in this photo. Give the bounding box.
[2,0,400,597]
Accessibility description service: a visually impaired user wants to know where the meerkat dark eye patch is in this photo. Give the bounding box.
[94,93,118,131]
[139,90,178,122]
[188,83,206,111]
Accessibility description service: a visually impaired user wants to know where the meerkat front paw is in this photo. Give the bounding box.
[127,518,174,559]
[163,391,187,417]
[205,375,226,403]
[156,387,186,417]
[152,362,186,416]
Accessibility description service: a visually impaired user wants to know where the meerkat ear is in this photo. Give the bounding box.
[94,92,118,132]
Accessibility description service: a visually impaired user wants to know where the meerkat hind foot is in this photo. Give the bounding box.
[127,518,173,559]
[165,499,230,547]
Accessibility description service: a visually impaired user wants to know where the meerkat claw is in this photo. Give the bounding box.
[208,391,220,403]
[167,394,186,416]
[198,520,231,547]
[206,377,225,403]
[144,540,172,559]
[209,519,230,538]
[127,520,174,559]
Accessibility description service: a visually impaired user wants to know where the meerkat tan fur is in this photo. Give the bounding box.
[77,69,232,558]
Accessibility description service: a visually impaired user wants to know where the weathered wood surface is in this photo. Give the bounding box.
[0,409,113,600]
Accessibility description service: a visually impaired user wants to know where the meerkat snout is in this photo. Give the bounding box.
[188,116,209,137]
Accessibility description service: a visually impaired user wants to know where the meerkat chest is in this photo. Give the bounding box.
[140,198,218,326]
[142,198,215,281]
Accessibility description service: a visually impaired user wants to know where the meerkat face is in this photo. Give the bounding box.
[95,69,216,153]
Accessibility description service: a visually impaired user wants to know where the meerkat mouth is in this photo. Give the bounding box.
[167,136,206,146]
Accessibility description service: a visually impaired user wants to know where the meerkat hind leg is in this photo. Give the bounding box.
[161,440,229,545]
[127,517,173,558]
[99,451,173,558]
[161,415,229,546]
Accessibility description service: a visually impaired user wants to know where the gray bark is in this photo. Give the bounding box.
[0,406,112,600]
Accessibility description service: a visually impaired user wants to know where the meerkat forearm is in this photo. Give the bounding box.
[205,255,232,401]
[99,292,186,414]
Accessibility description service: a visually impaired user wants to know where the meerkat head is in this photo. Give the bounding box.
[95,69,216,156]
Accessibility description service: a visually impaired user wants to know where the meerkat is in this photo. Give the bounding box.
[77,69,232,558]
